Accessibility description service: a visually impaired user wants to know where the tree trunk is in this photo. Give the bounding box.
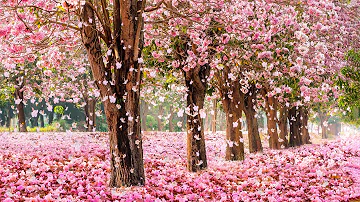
[300,108,311,144]
[211,99,217,133]
[278,106,289,148]
[39,114,45,128]
[85,98,96,132]
[6,104,12,128]
[30,115,39,128]
[80,0,145,187]
[265,96,279,149]
[168,105,174,132]
[288,107,302,147]
[184,66,210,172]
[15,88,27,132]
[140,100,148,131]
[242,86,263,153]
[321,124,328,139]
[48,111,54,125]
[222,87,244,161]
[157,104,163,131]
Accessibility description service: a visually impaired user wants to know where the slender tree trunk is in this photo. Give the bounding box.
[168,105,174,132]
[300,108,311,144]
[184,66,210,172]
[80,1,145,187]
[39,114,45,128]
[140,100,148,132]
[15,88,27,132]
[211,99,217,133]
[157,104,163,131]
[85,98,96,132]
[288,107,302,147]
[222,86,244,161]
[278,106,289,148]
[321,124,328,139]
[242,86,262,153]
[6,105,12,128]
[31,115,39,128]
[265,96,279,149]
[48,111,54,125]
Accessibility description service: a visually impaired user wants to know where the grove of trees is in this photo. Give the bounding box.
[0,0,359,188]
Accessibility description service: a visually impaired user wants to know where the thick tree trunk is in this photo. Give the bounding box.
[184,66,209,172]
[288,107,302,147]
[265,96,279,149]
[140,100,148,131]
[300,108,311,144]
[278,106,289,148]
[211,99,217,133]
[15,88,27,132]
[222,92,244,161]
[157,104,163,131]
[242,86,262,153]
[80,0,145,187]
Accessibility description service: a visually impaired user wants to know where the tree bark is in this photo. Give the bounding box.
[30,115,39,128]
[242,85,263,153]
[300,107,311,144]
[318,111,329,139]
[168,105,174,132]
[15,88,27,132]
[211,99,217,133]
[184,65,210,172]
[140,100,148,131]
[157,104,163,131]
[6,104,12,128]
[85,98,96,132]
[265,96,279,149]
[288,107,302,147]
[278,106,289,148]
[222,84,245,161]
[80,0,145,187]
[39,114,45,128]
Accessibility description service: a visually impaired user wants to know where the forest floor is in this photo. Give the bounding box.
[0,131,359,201]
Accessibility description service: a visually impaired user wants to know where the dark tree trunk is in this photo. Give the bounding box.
[222,84,245,161]
[265,96,279,149]
[300,108,311,144]
[80,0,145,187]
[211,99,217,133]
[39,114,45,128]
[278,106,289,148]
[242,85,263,153]
[85,98,96,132]
[288,107,302,147]
[15,88,27,132]
[6,105,12,128]
[140,100,148,131]
[48,111,54,125]
[157,104,163,131]
[30,115,39,128]
[184,65,210,172]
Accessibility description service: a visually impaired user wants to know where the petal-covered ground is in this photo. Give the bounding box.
[0,131,359,202]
